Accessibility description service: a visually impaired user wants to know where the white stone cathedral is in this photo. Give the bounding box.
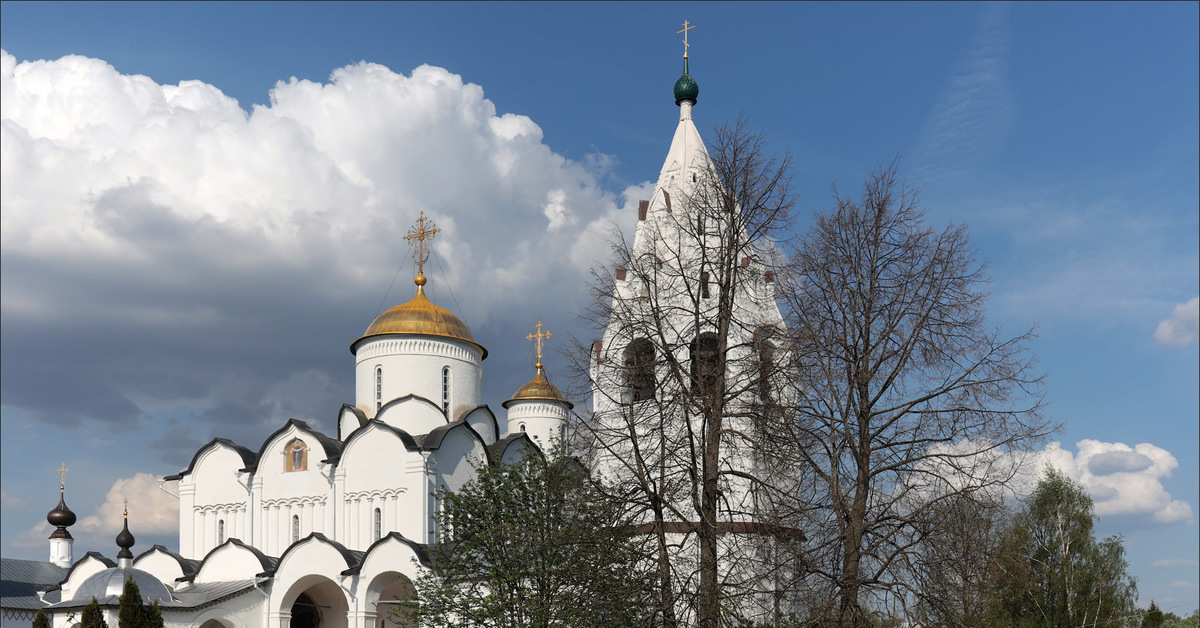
[6,45,788,628]
[23,222,572,627]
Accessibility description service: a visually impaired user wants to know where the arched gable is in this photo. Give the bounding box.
[489,433,539,467]
[254,420,337,503]
[193,538,276,584]
[375,394,446,436]
[166,438,257,481]
[461,404,499,445]
[337,403,367,441]
[352,533,431,614]
[425,421,489,494]
[252,419,342,472]
[133,545,198,585]
[268,534,358,614]
[339,421,424,495]
[57,552,116,600]
[189,444,252,506]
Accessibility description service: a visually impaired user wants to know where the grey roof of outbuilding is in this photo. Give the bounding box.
[165,580,258,611]
[1,558,68,609]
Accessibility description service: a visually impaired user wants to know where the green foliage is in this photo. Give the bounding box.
[406,453,656,628]
[145,600,164,628]
[81,597,109,628]
[32,608,51,628]
[1144,601,1166,628]
[1161,608,1200,628]
[990,468,1138,628]
[118,575,146,628]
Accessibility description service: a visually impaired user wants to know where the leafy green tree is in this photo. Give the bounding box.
[408,452,656,628]
[81,597,109,628]
[991,468,1137,627]
[32,609,50,628]
[118,575,146,628]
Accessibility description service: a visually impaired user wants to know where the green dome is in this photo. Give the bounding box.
[674,72,699,105]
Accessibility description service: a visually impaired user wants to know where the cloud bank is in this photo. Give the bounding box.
[1,50,640,451]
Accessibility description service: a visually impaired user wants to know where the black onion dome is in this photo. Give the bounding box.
[116,518,136,558]
[47,492,77,528]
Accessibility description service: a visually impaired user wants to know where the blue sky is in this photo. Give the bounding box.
[2,1,1197,612]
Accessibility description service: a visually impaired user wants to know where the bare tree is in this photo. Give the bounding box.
[780,163,1051,627]
[568,116,797,627]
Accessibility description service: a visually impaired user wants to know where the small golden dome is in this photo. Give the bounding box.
[502,369,573,409]
[351,285,488,358]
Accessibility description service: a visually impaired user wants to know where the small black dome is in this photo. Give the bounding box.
[47,492,77,528]
[116,517,136,558]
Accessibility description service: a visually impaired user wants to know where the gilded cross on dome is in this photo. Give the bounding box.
[526,321,552,370]
[678,20,695,59]
[57,463,69,489]
[404,212,441,284]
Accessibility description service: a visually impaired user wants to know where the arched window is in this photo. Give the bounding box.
[624,338,656,402]
[285,439,308,472]
[519,423,526,432]
[690,333,720,396]
[374,508,382,541]
[376,366,383,411]
[292,515,300,543]
[218,519,225,544]
[442,366,451,415]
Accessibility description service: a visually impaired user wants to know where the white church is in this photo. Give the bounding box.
[1,42,787,628]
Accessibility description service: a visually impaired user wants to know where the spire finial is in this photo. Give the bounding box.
[526,321,552,371]
[57,463,69,491]
[123,499,128,519]
[404,212,441,287]
[678,20,695,60]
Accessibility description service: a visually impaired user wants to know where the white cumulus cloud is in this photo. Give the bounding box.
[74,473,179,536]
[0,49,645,440]
[1024,440,1193,524]
[1155,296,1199,348]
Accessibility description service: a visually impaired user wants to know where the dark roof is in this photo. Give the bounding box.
[251,419,342,471]
[271,533,360,575]
[378,393,446,422]
[133,545,200,577]
[416,419,487,456]
[166,437,258,480]
[185,538,277,582]
[164,580,258,611]
[459,404,499,436]
[342,419,421,451]
[0,558,68,610]
[341,532,434,575]
[488,433,538,464]
[337,404,368,440]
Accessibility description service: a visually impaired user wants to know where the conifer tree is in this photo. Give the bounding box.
[32,608,50,628]
[81,597,108,628]
[145,600,164,628]
[118,575,146,628]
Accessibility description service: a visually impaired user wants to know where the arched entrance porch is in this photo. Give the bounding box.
[278,575,350,628]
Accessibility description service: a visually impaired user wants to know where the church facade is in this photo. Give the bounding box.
[23,229,572,627]
[5,46,789,628]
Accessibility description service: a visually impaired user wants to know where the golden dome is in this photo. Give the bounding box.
[502,369,573,409]
[351,285,488,358]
